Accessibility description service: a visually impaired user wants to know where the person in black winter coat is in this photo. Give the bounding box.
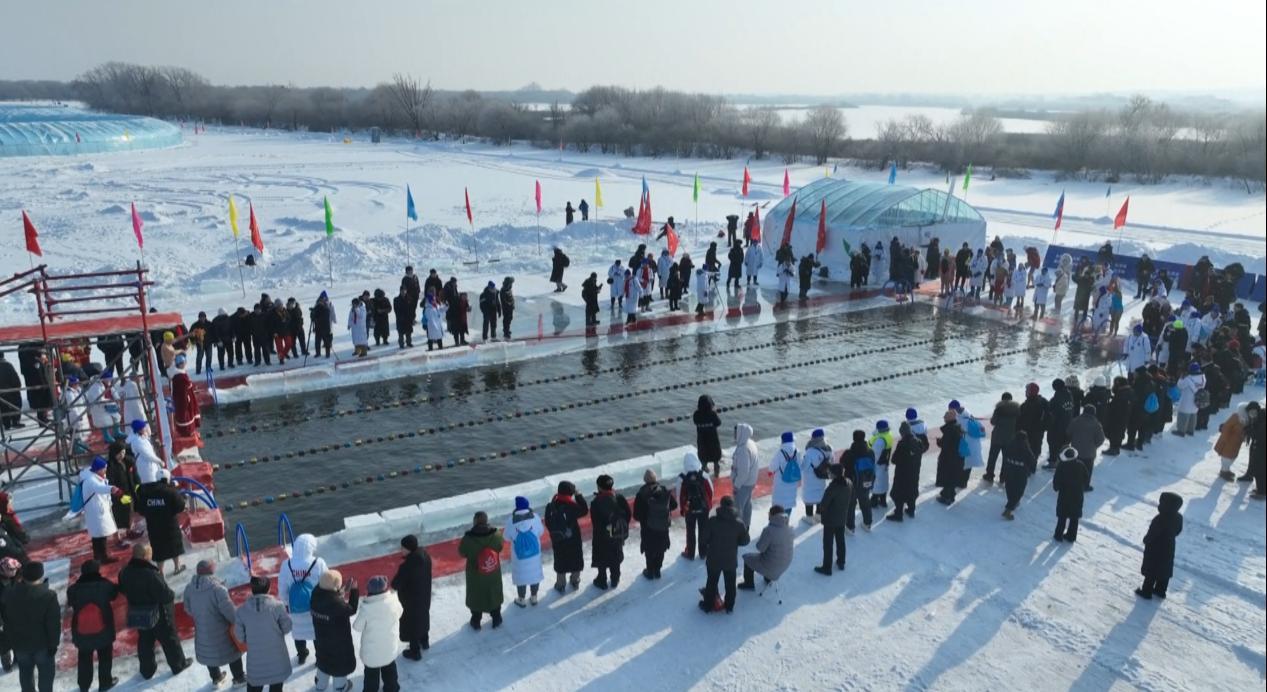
[1053,446,1088,542]
[544,481,588,591]
[423,270,443,301]
[0,352,23,430]
[1001,432,1036,519]
[936,412,965,505]
[814,465,851,575]
[231,308,254,365]
[887,421,926,521]
[2,562,61,692]
[633,470,677,579]
[310,569,359,687]
[498,278,516,339]
[1085,377,1111,430]
[1103,376,1134,455]
[581,273,601,327]
[589,475,632,590]
[698,496,750,614]
[106,440,137,541]
[726,241,744,291]
[69,560,120,692]
[286,299,308,358]
[1017,382,1048,462]
[393,287,416,348]
[985,392,1020,482]
[371,289,392,346]
[1044,378,1074,467]
[564,201,575,225]
[478,282,501,341]
[841,430,874,530]
[210,311,234,370]
[1126,367,1156,451]
[392,535,432,660]
[136,480,187,574]
[310,293,335,359]
[118,544,191,679]
[797,254,819,298]
[693,395,723,476]
[550,248,571,293]
[1137,492,1183,599]
[250,304,273,365]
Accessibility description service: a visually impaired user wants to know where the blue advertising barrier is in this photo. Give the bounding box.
[1042,245,1262,301]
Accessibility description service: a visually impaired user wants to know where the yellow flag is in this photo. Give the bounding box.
[228,195,240,238]
[594,177,604,208]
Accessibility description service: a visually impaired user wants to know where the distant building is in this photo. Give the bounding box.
[0,104,182,157]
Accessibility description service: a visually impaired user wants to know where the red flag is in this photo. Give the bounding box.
[248,203,265,254]
[816,199,827,254]
[22,210,43,257]
[742,166,751,197]
[534,180,542,215]
[1113,196,1129,230]
[130,202,144,249]
[633,191,652,235]
[751,204,762,243]
[464,187,473,226]
[781,197,798,248]
[666,223,679,257]
[783,169,790,197]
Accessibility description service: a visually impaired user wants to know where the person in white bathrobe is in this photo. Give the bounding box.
[623,270,640,325]
[1125,324,1153,371]
[114,374,147,430]
[1032,267,1052,321]
[347,298,369,357]
[694,268,712,316]
[79,457,119,564]
[769,432,801,517]
[799,429,832,524]
[277,533,328,665]
[422,292,448,351]
[776,260,795,302]
[743,245,764,286]
[504,497,545,607]
[127,419,168,485]
[607,261,625,309]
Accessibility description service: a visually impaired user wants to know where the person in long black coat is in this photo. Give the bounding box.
[391,534,432,659]
[1137,492,1183,599]
[633,470,677,579]
[1017,382,1048,462]
[1053,446,1089,542]
[392,287,416,348]
[589,475,631,590]
[1126,367,1156,451]
[1103,376,1134,455]
[887,421,925,521]
[371,289,392,346]
[726,242,744,291]
[136,480,187,574]
[250,304,273,365]
[544,481,588,591]
[698,497,750,614]
[935,412,965,505]
[231,308,253,365]
[797,254,819,298]
[106,440,137,538]
[210,310,234,370]
[693,395,722,476]
[286,299,308,358]
[1001,432,1036,519]
[0,351,21,430]
[1045,378,1074,467]
[68,560,119,692]
[550,248,570,293]
[310,570,359,686]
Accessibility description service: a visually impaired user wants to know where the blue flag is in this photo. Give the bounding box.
[406,185,418,221]
[833,163,839,174]
[641,175,649,197]
[887,161,897,185]
[1105,185,1111,199]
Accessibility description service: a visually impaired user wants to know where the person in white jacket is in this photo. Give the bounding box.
[1010,264,1029,317]
[800,429,832,524]
[503,497,545,607]
[421,292,447,352]
[951,400,985,485]
[1172,363,1206,437]
[1199,308,1222,346]
[730,423,760,528]
[347,298,369,358]
[969,251,989,299]
[127,419,168,484]
[1052,254,1072,313]
[623,270,640,324]
[86,371,122,442]
[114,373,147,430]
[743,245,763,286]
[1032,267,1051,321]
[656,251,673,299]
[1092,287,1113,336]
[769,432,801,517]
[776,259,795,302]
[607,260,625,309]
[1125,324,1153,372]
[62,375,89,441]
[79,456,119,564]
[278,533,328,665]
[693,267,712,316]
[1186,311,1203,352]
[352,575,403,692]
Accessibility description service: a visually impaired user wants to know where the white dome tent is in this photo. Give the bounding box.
[760,178,987,280]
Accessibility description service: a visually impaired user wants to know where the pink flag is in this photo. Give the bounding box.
[783,169,790,197]
[464,188,473,226]
[130,202,144,249]
[534,180,542,215]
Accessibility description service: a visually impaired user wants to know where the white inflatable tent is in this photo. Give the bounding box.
[759,178,987,281]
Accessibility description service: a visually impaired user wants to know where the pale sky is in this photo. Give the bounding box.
[2,0,1264,97]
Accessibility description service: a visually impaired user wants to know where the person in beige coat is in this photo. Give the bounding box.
[1214,402,1260,481]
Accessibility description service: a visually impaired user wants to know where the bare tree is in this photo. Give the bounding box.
[743,107,780,159]
[801,105,847,165]
[386,73,434,137]
[159,66,208,117]
[1045,110,1108,175]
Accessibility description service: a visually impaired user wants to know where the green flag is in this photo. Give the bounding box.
[692,173,700,203]
[842,237,852,256]
[962,163,973,192]
[324,196,334,237]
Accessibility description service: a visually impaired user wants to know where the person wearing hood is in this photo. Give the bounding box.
[1085,376,1111,430]
[693,395,723,477]
[840,430,875,530]
[657,250,673,299]
[1053,446,1089,542]
[170,353,201,439]
[730,424,760,528]
[738,505,794,590]
[1126,323,1152,372]
[888,418,927,522]
[504,498,545,605]
[61,375,89,441]
[798,429,832,522]
[624,269,641,324]
[726,240,745,291]
[694,266,714,316]
[478,281,501,341]
[370,289,392,346]
[1126,367,1158,452]
[544,481,588,591]
[126,419,167,487]
[1068,405,1106,491]
[235,576,292,692]
[1103,376,1134,456]
[458,512,504,630]
[868,420,894,507]
[607,260,625,310]
[1137,492,1184,599]
[421,288,448,352]
[120,543,192,680]
[393,286,417,349]
[950,400,985,487]
[1032,267,1052,321]
[347,298,369,358]
[79,456,121,564]
[550,247,570,293]
[814,464,852,575]
[311,569,359,691]
[678,451,715,560]
[1172,362,1206,436]
[769,432,801,520]
[69,560,120,692]
[183,560,246,686]
[1214,402,1259,482]
[634,470,677,580]
[666,263,684,311]
[353,575,402,692]
[744,243,763,286]
[936,410,965,505]
[698,497,750,614]
[278,533,328,664]
[1001,431,1037,520]
[391,534,432,660]
[310,292,336,359]
[1044,378,1075,469]
[985,393,1021,483]
[590,475,632,590]
[1166,318,1190,378]
[582,272,602,327]
[3,562,61,692]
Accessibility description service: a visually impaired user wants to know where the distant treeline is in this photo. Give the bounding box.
[1,63,1263,188]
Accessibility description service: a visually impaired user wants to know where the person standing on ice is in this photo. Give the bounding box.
[984,392,1020,484]
[351,575,401,692]
[775,255,795,302]
[391,534,431,660]
[969,249,988,300]
[421,289,448,351]
[657,250,673,299]
[623,269,640,325]
[737,505,793,591]
[127,419,168,485]
[310,292,336,359]
[1031,267,1051,321]
[478,282,500,341]
[564,201,575,225]
[1051,254,1072,314]
[269,300,291,362]
[1125,323,1152,371]
[607,260,624,310]
[171,354,201,440]
[392,286,416,349]
[634,469,677,579]
[800,428,832,523]
[694,267,712,316]
[726,214,740,246]
[582,273,601,327]
[698,496,749,614]
[498,277,516,339]
[1043,378,1074,469]
[371,289,392,347]
[887,420,925,522]
[868,421,895,508]
[678,252,694,297]
[183,559,246,687]
[550,247,570,293]
[459,512,504,630]
[1067,404,1105,491]
[347,297,369,358]
[693,395,723,477]
[814,463,851,575]
[423,269,442,300]
[1172,362,1205,437]
[1000,431,1036,520]
[400,266,421,308]
[744,242,763,286]
[309,568,358,692]
[278,533,327,665]
[726,241,744,291]
[638,257,656,311]
[86,370,122,442]
[504,497,545,606]
[677,452,714,560]
[1136,491,1183,600]
[1052,446,1088,542]
[935,410,965,505]
[61,375,89,441]
[1213,402,1258,482]
[839,430,874,531]
[1011,262,1029,318]
[68,559,120,692]
[769,432,801,519]
[797,254,819,299]
[1017,383,1048,464]
[666,264,683,311]
[235,575,292,692]
[589,474,631,590]
[545,481,587,592]
[79,457,120,564]
[730,423,760,528]
[950,400,985,487]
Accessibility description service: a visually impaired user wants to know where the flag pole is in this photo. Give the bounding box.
[232,232,246,297]
[326,234,333,287]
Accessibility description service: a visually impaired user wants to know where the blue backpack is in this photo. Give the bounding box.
[1143,392,1160,414]
[513,526,541,560]
[69,481,87,514]
[287,560,318,614]
[1167,385,1181,403]
[853,454,876,490]
[964,417,986,439]
[779,450,801,484]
